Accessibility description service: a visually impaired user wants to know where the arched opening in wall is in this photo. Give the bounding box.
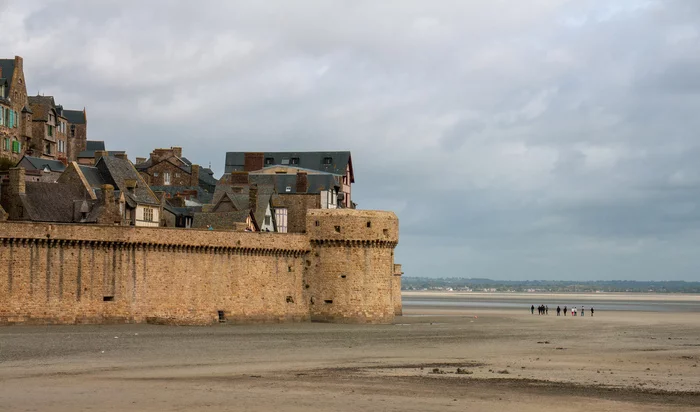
[218,310,226,323]
[383,229,389,236]
[315,220,320,227]
[340,275,347,279]
[366,221,371,228]
[334,226,341,233]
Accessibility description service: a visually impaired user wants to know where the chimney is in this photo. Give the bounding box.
[190,164,200,186]
[95,150,108,162]
[101,184,115,206]
[172,146,182,159]
[135,157,146,165]
[114,153,128,161]
[124,179,137,193]
[230,171,249,185]
[249,183,258,211]
[296,172,308,193]
[9,167,25,195]
[244,152,264,172]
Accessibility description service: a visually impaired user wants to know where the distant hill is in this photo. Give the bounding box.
[402,277,700,293]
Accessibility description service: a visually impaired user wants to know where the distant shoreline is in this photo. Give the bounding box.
[402,290,700,302]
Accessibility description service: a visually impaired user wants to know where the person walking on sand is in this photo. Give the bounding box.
[581,306,585,317]
[573,307,576,316]
[545,305,549,315]
[563,306,567,316]
[591,307,594,317]
[556,306,561,316]
[531,304,535,315]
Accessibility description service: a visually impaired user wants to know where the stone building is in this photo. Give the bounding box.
[0,56,88,164]
[0,56,31,163]
[225,151,354,208]
[76,141,125,165]
[135,147,217,194]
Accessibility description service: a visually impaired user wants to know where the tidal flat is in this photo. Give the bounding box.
[1,292,699,411]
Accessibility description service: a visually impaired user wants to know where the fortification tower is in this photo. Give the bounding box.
[305,209,399,324]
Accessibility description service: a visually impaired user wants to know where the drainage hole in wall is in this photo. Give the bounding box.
[218,310,226,322]
[286,296,294,303]
[103,296,114,302]
[340,275,347,279]
[324,299,334,304]
[334,226,341,233]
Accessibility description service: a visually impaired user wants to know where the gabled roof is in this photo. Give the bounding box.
[27,95,59,122]
[224,151,354,181]
[77,141,125,159]
[20,182,92,223]
[16,155,67,172]
[0,59,15,99]
[96,156,160,206]
[78,165,108,188]
[63,109,86,124]
[191,210,253,230]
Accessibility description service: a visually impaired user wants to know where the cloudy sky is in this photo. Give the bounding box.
[2,1,700,281]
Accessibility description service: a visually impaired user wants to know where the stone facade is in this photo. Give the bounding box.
[0,208,401,325]
[0,56,30,163]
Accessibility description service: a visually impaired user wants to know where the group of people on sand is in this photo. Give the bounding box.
[531,304,594,317]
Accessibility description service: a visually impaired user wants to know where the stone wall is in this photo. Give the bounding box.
[0,208,401,325]
[305,209,399,324]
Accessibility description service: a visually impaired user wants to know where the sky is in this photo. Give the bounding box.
[2,0,700,281]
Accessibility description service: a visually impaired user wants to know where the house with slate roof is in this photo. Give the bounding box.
[76,141,125,165]
[0,166,122,225]
[224,151,354,208]
[135,146,217,196]
[0,56,31,163]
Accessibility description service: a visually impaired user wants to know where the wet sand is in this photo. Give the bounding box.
[1,293,699,411]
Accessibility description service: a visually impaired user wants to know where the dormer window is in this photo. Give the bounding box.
[264,157,274,165]
[323,157,332,165]
[291,157,299,165]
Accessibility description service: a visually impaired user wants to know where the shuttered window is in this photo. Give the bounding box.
[11,140,20,153]
[13,111,17,128]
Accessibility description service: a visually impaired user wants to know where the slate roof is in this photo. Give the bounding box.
[77,141,126,159]
[96,156,160,206]
[27,95,59,122]
[135,155,218,192]
[20,182,92,223]
[217,172,339,195]
[63,109,86,124]
[17,155,67,172]
[0,59,15,99]
[224,151,353,181]
[150,185,214,204]
[210,184,273,227]
[78,165,108,187]
[191,210,251,230]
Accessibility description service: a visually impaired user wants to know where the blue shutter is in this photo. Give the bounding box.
[9,110,13,128]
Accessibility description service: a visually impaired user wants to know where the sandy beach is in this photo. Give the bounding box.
[1,292,699,411]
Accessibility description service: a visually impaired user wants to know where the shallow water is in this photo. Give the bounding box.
[403,295,700,313]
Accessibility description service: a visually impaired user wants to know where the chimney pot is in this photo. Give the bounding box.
[9,167,26,195]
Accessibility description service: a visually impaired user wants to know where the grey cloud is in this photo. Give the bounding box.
[3,0,700,280]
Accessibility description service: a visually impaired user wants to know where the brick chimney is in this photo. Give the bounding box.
[230,171,249,185]
[244,152,264,172]
[172,146,182,159]
[296,172,308,193]
[9,167,25,195]
[135,157,146,165]
[14,56,23,72]
[249,183,258,211]
[124,179,137,193]
[95,150,108,162]
[190,164,200,186]
[114,153,128,161]
[101,184,115,206]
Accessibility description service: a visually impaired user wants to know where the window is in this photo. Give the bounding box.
[153,172,159,177]
[163,172,171,185]
[57,140,64,153]
[285,186,291,192]
[11,140,20,153]
[175,172,180,178]
[281,158,290,165]
[70,124,75,137]
[0,107,3,125]
[143,207,154,222]
[275,208,288,233]
[264,215,271,226]
[290,157,299,165]
[264,157,274,165]
[44,142,51,155]
[47,125,54,137]
[13,111,17,128]
[3,138,8,151]
[323,157,332,165]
